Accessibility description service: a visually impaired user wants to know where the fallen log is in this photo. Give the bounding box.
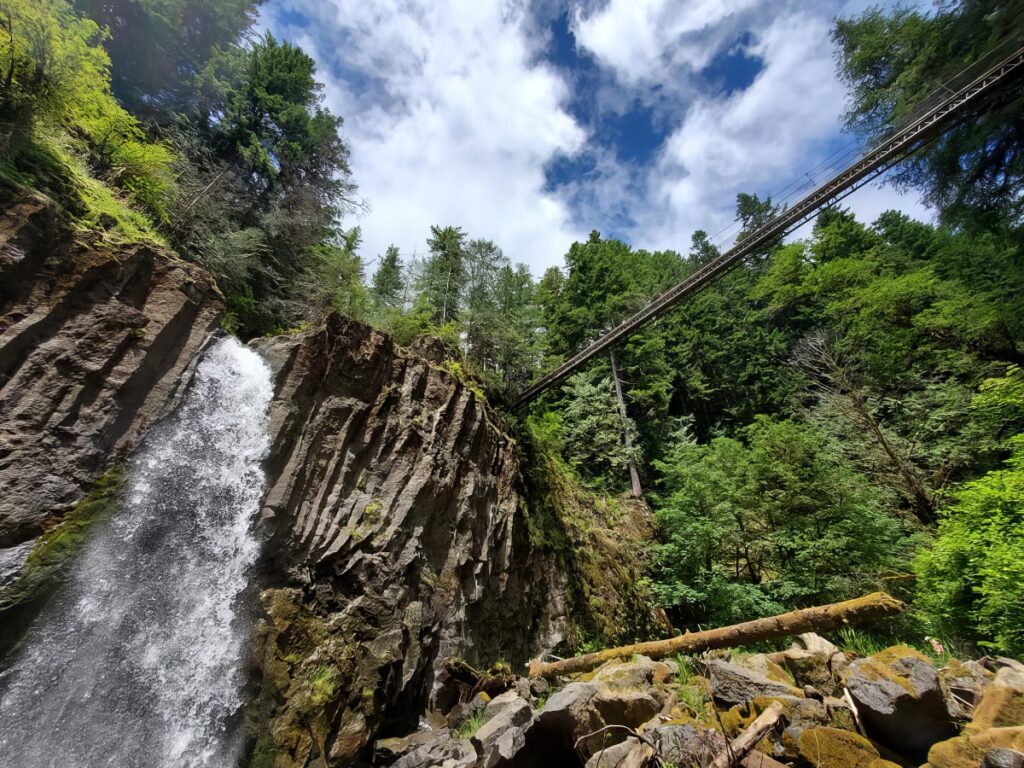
[710,701,784,768]
[527,591,904,678]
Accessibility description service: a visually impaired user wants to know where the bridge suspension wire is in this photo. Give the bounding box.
[513,41,1024,408]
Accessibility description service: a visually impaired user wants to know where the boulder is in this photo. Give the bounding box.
[792,633,841,657]
[515,677,531,701]
[530,678,665,758]
[584,737,655,768]
[995,659,1024,676]
[783,649,837,693]
[471,694,534,768]
[699,659,805,706]
[729,694,853,761]
[797,726,879,768]
[529,676,550,698]
[735,653,798,686]
[534,682,603,741]
[647,723,726,765]
[481,690,528,722]
[964,666,1024,735]
[591,688,662,731]
[391,737,476,768]
[784,634,849,695]
[374,729,444,763]
[589,655,677,689]
[941,659,994,720]
[983,748,1024,768]
[928,726,1024,768]
[997,667,1024,691]
[446,693,489,729]
[843,645,955,758]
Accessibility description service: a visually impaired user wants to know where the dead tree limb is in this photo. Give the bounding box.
[709,701,784,768]
[527,592,904,678]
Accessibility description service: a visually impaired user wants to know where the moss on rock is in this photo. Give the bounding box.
[928,726,1024,768]
[0,465,125,614]
[967,685,1024,732]
[797,726,879,768]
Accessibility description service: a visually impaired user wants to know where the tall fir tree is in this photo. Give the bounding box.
[372,245,404,308]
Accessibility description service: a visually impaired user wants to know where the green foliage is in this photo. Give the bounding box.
[419,225,468,324]
[915,370,1024,654]
[213,34,352,206]
[371,245,405,308]
[834,1,1024,227]
[0,0,173,228]
[1,0,360,336]
[651,416,917,628]
[559,370,640,491]
[454,709,487,739]
[831,627,886,658]
[71,0,261,115]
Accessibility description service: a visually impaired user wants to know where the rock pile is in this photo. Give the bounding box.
[373,636,1024,768]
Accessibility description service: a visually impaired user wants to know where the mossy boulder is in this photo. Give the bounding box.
[587,655,676,689]
[928,726,1024,768]
[968,670,1024,733]
[797,726,879,768]
[735,653,799,685]
[843,645,955,759]
[940,659,993,719]
[700,658,804,706]
[783,648,840,694]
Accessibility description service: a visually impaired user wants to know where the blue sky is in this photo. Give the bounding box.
[261,0,930,274]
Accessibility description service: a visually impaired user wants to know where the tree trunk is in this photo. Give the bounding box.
[526,592,904,678]
[609,348,643,499]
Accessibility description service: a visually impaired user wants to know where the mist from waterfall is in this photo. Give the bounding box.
[0,337,273,767]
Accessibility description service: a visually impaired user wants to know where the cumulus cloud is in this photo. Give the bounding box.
[263,0,587,272]
[573,0,761,85]
[571,0,930,253]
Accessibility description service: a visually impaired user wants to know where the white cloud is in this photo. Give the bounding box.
[571,1,931,254]
[263,0,587,273]
[573,0,761,85]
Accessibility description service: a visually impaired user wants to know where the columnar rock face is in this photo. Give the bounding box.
[0,197,222,589]
[248,315,569,766]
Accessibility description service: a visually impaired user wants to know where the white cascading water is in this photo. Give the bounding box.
[0,337,273,767]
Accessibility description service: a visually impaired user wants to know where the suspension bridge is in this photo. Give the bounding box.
[513,40,1024,408]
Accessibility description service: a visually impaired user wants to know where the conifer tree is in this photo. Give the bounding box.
[372,245,404,308]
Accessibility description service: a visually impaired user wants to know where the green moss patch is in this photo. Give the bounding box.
[0,465,125,613]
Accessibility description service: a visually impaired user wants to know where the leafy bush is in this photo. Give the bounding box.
[0,0,173,227]
[651,416,919,628]
[915,433,1024,655]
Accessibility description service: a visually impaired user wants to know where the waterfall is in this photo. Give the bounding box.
[0,337,273,767]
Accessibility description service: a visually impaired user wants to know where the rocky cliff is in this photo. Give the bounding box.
[0,199,655,766]
[0,197,222,629]
[246,315,571,766]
